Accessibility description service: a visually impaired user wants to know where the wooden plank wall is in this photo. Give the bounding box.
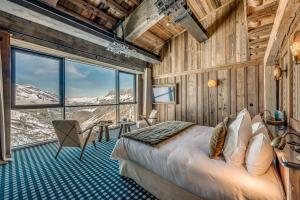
[152,1,264,126]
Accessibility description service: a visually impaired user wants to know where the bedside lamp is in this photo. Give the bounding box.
[271,132,300,150]
[271,133,288,150]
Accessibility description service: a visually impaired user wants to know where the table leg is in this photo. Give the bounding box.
[98,126,103,142]
[118,125,123,139]
[124,124,128,133]
[105,125,109,142]
[128,125,131,132]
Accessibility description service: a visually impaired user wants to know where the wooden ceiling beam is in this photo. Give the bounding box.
[0,0,160,63]
[118,0,164,42]
[264,0,300,66]
[87,0,129,17]
[59,0,117,29]
[249,37,269,46]
[38,0,59,7]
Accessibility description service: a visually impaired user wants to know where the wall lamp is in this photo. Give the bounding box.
[207,79,218,88]
[290,31,300,64]
[273,64,287,81]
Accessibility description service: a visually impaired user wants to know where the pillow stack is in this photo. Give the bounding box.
[245,114,273,176]
[209,110,274,176]
[223,109,252,166]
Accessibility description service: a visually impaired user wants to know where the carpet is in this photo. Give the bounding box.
[0,140,157,200]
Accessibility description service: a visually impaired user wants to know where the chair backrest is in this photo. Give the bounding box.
[148,110,158,125]
[52,120,82,147]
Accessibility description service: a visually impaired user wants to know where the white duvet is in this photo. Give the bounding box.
[111,125,285,200]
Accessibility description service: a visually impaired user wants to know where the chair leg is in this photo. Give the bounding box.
[80,128,93,160]
[118,125,123,139]
[92,140,97,149]
[55,144,63,159]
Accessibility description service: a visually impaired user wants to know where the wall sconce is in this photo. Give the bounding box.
[290,31,300,64]
[207,79,218,88]
[273,64,287,80]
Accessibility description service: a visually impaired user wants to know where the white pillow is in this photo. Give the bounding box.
[251,114,269,138]
[223,108,252,165]
[245,133,273,176]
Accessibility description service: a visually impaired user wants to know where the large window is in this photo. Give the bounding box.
[11,48,137,147]
[119,72,136,103]
[12,49,63,107]
[65,60,116,105]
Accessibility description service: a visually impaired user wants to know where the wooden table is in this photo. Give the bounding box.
[118,121,135,139]
[98,122,113,142]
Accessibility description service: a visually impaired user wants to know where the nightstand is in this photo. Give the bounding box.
[267,125,300,200]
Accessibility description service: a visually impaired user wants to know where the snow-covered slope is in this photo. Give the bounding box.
[11,84,135,146]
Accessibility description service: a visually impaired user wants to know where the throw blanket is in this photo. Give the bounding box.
[122,121,194,146]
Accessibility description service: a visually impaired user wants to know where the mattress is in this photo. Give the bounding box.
[111,125,285,200]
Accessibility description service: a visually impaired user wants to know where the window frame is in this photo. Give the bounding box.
[11,47,64,109]
[118,71,137,104]
[10,48,138,148]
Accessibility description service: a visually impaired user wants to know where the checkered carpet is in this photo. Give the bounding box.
[0,140,158,200]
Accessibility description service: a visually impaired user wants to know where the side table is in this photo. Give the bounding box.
[118,121,135,139]
[98,121,113,142]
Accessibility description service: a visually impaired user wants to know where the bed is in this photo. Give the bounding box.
[111,125,285,200]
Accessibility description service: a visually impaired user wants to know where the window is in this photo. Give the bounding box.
[11,48,137,147]
[65,105,117,125]
[119,72,136,103]
[65,60,116,105]
[11,108,63,147]
[12,48,62,107]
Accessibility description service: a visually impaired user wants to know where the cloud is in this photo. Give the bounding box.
[65,64,90,79]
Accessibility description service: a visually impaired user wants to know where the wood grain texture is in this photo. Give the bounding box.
[152,2,263,125]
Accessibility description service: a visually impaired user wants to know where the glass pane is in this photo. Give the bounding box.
[11,108,63,147]
[65,60,116,105]
[119,72,135,103]
[14,49,61,105]
[119,104,136,122]
[65,106,117,126]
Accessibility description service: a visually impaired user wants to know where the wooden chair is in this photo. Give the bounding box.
[136,110,158,129]
[52,120,97,160]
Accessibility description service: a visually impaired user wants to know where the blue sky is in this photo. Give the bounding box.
[15,50,135,98]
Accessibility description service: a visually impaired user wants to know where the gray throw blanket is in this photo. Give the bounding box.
[122,121,194,146]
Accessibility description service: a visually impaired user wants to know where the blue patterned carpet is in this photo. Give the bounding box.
[0,140,157,200]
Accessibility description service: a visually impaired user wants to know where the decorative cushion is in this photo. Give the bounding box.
[245,133,273,176]
[209,117,229,158]
[223,108,252,165]
[251,114,269,138]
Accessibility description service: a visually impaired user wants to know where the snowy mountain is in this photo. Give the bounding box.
[16,84,59,105]
[11,84,135,147]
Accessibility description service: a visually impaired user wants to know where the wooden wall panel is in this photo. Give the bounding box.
[153,65,264,126]
[203,73,210,126]
[187,74,198,123]
[152,0,263,126]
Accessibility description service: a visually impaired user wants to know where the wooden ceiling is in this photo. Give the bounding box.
[57,0,141,30]
[132,16,184,54]
[41,0,280,59]
[245,0,278,60]
[132,0,234,54]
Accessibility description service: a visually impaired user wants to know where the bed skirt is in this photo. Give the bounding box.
[119,160,203,200]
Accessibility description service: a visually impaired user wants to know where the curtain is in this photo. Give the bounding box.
[0,46,10,164]
[143,68,152,116]
[0,48,7,163]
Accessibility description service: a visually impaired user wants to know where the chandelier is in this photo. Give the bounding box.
[106,41,137,58]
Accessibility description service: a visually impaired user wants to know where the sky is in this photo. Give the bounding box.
[15,50,135,98]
